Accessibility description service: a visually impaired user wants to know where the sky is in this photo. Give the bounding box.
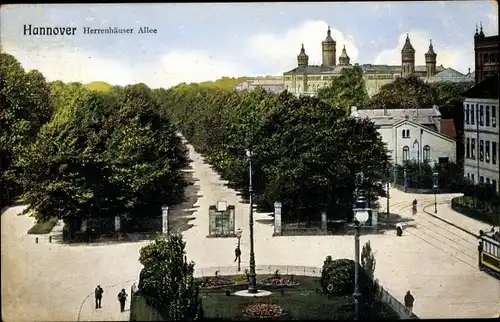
[1,1,498,89]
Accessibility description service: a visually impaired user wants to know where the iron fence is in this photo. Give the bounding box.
[375,278,419,319]
[193,265,322,278]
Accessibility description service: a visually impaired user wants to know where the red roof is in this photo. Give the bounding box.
[441,119,457,138]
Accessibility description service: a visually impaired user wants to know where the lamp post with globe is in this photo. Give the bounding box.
[246,149,257,293]
[352,172,370,320]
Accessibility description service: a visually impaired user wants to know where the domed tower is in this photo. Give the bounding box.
[338,45,350,66]
[425,39,437,77]
[401,34,415,77]
[297,44,309,67]
[322,26,336,67]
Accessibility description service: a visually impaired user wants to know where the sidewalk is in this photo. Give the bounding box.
[422,203,492,236]
[78,280,136,321]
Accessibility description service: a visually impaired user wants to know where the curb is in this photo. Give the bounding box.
[422,203,479,239]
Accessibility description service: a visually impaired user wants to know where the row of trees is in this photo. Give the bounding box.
[1,54,189,229]
[156,67,391,222]
[0,54,54,208]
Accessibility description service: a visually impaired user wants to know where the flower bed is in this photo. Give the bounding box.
[199,276,235,289]
[260,277,300,286]
[243,303,284,318]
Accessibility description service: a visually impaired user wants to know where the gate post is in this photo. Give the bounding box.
[162,206,169,235]
[273,201,282,236]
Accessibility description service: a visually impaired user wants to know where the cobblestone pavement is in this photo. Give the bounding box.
[2,139,499,320]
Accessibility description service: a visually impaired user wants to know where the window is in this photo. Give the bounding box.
[493,180,497,192]
[423,145,431,162]
[493,105,497,127]
[471,105,475,124]
[484,53,489,63]
[486,106,490,126]
[480,176,484,184]
[467,173,470,181]
[480,105,484,126]
[480,140,484,161]
[466,138,470,158]
[493,142,497,165]
[403,146,410,161]
[471,138,476,159]
[486,141,490,163]
[402,129,410,138]
[465,104,470,124]
[486,178,491,185]
[471,174,475,183]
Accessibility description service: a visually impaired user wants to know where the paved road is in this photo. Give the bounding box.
[2,138,499,321]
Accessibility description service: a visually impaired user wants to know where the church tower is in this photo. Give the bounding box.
[425,39,437,77]
[401,34,415,77]
[338,45,350,66]
[297,44,309,67]
[322,26,336,67]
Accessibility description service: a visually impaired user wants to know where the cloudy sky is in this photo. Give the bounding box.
[1,2,498,88]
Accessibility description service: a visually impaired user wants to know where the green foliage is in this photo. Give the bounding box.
[84,81,113,92]
[320,257,374,300]
[27,217,59,234]
[369,75,435,110]
[395,160,464,191]
[138,234,202,321]
[157,84,390,222]
[198,76,246,90]
[0,53,55,207]
[14,83,188,222]
[361,241,376,279]
[318,66,369,113]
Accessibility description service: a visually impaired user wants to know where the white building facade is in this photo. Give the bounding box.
[463,96,499,191]
[351,106,456,166]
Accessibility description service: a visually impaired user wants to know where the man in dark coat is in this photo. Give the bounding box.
[117,288,128,312]
[404,290,415,313]
[95,285,104,309]
[234,246,241,263]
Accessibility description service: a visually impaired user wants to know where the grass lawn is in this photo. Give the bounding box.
[27,217,59,234]
[131,275,400,321]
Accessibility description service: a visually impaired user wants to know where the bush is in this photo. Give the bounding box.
[27,217,58,234]
[320,257,375,302]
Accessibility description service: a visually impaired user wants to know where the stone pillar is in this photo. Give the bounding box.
[274,202,282,236]
[372,209,378,228]
[114,216,121,231]
[162,206,169,234]
[81,219,87,232]
[321,211,327,231]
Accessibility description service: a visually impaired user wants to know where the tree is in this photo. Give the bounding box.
[361,241,376,279]
[0,53,54,207]
[318,66,369,113]
[138,234,202,321]
[368,76,435,110]
[15,83,188,225]
[320,257,375,300]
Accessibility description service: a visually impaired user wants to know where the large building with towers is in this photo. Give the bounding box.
[283,27,473,97]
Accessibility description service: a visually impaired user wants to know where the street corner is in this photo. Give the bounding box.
[78,280,137,321]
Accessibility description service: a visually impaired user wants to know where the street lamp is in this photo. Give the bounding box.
[353,191,370,320]
[246,149,257,293]
[235,228,242,272]
[433,172,439,214]
[413,139,420,168]
[403,167,408,193]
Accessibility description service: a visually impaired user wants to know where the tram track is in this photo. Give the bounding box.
[381,196,480,269]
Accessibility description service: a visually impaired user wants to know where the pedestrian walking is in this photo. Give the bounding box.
[95,285,104,309]
[404,290,415,313]
[117,288,128,312]
[234,246,241,263]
